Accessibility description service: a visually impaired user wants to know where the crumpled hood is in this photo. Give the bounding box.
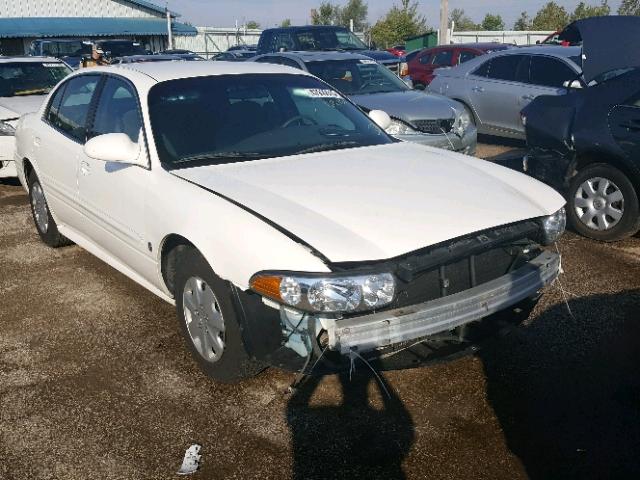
[0,95,47,121]
[173,143,564,263]
[559,16,640,83]
[351,90,460,123]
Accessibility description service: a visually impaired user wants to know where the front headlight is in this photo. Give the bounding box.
[0,121,16,137]
[386,118,420,136]
[454,109,471,137]
[250,272,396,314]
[539,207,566,245]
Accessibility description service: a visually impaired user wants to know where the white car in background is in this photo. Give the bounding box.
[15,62,565,382]
[0,57,71,178]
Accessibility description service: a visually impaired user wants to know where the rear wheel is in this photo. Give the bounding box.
[28,170,72,248]
[567,163,640,241]
[174,247,264,383]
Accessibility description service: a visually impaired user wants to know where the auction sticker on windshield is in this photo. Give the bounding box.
[360,59,377,65]
[42,63,63,68]
[293,88,342,99]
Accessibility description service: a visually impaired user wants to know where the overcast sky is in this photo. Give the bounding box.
[171,0,622,30]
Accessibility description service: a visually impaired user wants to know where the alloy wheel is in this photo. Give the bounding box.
[182,276,226,363]
[31,181,49,233]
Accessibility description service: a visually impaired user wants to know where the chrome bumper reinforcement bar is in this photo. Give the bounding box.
[328,251,560,354]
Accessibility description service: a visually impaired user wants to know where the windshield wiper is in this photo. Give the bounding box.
[296,141,359,155]
[174,151,264,164]
[13,88,50,96]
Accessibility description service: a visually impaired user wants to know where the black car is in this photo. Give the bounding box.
[257,25,402,74]
[522,17,640,242]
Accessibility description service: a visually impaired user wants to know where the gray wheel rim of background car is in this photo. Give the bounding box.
[182,276,226,363]
[574,176,625,231]
[31,182,49,233]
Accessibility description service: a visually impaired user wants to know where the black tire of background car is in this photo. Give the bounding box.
[27,170,73,248]
[567,163,640,242]
[413,82,426,90]
[174,247,264,383]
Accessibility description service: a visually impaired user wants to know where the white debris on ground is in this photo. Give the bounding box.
[177,444,202,476]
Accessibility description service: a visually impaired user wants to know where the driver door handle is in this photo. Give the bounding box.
[621,121,640,131]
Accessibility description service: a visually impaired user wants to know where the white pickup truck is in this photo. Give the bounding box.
[15,61,565,382]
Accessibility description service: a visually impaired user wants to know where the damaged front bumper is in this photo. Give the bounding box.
[236,250,560,372]
[325,250,559,354]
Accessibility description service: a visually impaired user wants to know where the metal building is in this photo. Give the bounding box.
[0,0,197,55]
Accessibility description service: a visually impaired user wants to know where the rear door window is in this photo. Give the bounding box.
[49,75,100,142]
[432,50,453,66]
[418,53,432,64]
[529,56,577,88]
[487,55,529,83]
[459,51,478,64]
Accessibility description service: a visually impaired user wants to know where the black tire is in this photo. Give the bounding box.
[174,247,264,383]
[566,163,640,241]
[413,82,426,90]
[27,170,72,248]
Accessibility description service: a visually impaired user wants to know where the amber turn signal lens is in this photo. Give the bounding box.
[250,275,282,301]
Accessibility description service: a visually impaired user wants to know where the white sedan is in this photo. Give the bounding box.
[15,62,566,382]
[0,57,71,178]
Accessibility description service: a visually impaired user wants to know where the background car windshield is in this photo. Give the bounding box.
[0,62,71,97]
[306,59,408,95]
[295,29,367,51]
[148,73,391,168]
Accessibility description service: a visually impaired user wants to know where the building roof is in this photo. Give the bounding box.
[0,17,197,38]
[125,0,173,16]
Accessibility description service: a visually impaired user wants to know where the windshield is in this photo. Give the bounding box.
[0,62,72,97]
[98,41,146,57]
[42,41,91,57]
[306,59,409,95]
[148,74,391,168]
[295,28,368,51]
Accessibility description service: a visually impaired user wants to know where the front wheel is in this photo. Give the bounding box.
[174,247,264,383]
[28,170,72,248]
[566,163,640,241]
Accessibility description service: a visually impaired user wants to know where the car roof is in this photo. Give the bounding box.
[104,60,311,82]
[0,56,63,64]
[260,51,370,62]
[263,25,346,32]
[507,45,582,57]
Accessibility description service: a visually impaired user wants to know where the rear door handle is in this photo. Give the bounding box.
[80,160,90,176]
[472,86,484,93]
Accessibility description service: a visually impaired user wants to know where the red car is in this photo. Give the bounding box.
[408,43,513,89]
[386,45,406,57]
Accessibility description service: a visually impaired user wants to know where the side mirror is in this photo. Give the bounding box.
[84,133,143,166]
[562,79,583,89]
[369,110,392,130]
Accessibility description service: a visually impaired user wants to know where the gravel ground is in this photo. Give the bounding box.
[1,146,639,479]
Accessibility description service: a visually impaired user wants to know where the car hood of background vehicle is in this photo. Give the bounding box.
[173,143,564,263]
[0,95,47,121]
[358,50,398,63]
[351,91,459,124]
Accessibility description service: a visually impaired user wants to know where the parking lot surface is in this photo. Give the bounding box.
[1,147,639,478]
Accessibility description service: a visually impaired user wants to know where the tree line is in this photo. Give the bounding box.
[245,0,640,48]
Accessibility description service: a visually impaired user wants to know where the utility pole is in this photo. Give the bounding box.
[439,0,449,45]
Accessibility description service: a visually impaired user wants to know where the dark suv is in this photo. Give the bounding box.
[257,25,402,74]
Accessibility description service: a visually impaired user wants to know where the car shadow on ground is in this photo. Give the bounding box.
[478,289,640,480]
[286,367,414,480]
